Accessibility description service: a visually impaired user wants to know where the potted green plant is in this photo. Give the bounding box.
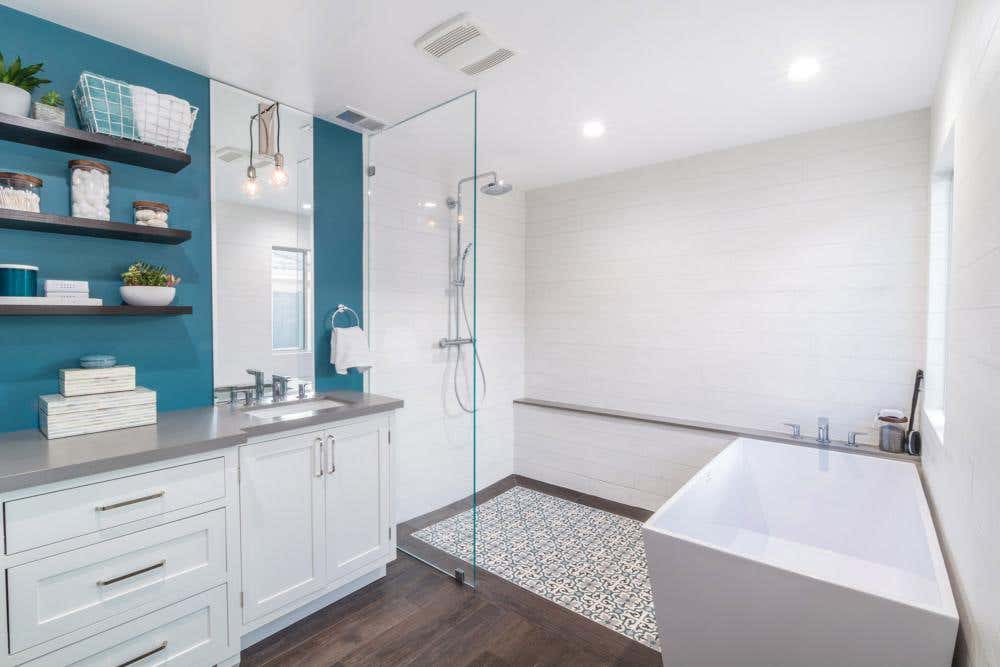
[0,52,50,117]
[120,261,182,307]
[32,90,64,125]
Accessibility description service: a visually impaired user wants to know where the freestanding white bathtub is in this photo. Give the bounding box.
[642,437,958,667]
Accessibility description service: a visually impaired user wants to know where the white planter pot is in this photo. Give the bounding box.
[120,286,176,307]
[0,83,31,117]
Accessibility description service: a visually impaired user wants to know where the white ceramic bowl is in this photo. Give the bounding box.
[120,285,176,307]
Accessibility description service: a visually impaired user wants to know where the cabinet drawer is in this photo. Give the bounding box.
[21,585,230,667]
[8,509,227,653]
[4,457,225,554]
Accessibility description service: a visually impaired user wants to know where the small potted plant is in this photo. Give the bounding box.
[0,52,50,117]
[120,261,182,307]
[32,90,64,125]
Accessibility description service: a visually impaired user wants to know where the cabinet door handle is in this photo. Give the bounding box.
[96,490,165,512]
[314,437,324,477]
[116,641,168,667]
[97,559,166,587]
[327,435,336,474]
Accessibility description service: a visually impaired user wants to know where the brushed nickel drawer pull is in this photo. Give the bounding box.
[116,640,168,667]
[327,435,336,474]
[96,490,165,512]
[97,559,166,587]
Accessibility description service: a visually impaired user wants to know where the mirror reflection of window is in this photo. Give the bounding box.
[272,247,307,351]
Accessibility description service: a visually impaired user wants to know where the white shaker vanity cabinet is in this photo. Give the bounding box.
[0,396,401,666]
[238,412,396,635]
[0,450,242,667]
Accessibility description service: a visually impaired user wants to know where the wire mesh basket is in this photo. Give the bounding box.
[72,71,198,153]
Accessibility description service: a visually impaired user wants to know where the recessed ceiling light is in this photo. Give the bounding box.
[421,201,437,208]
[582,120,605,138]
[788,57,820,82]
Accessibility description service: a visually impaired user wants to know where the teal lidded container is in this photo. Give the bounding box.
[0,264,39,297]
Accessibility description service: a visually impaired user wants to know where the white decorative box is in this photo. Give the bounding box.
[39,387,157,439]
[59,366,136,397]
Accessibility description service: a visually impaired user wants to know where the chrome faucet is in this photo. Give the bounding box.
[847,430,867,447]
[246,369,265,400]
[782,422,801,437]
[272,374,291,400]
[816,417,831,444]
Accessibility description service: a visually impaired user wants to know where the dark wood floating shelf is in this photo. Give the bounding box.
[0,112,191,173]
[0,209,190,244]
[0,305,192,316]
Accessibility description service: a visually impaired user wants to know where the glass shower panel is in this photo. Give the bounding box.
[366,92,479,585]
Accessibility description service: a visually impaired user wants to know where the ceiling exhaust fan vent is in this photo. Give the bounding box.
[334,107,387,133]
[415,14,514,76]
[462,48,515,76]
[215,147,245,163]
[423,24,481,58]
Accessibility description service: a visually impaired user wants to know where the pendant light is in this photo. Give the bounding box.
[242,115,259,198]
[269,102,289,188]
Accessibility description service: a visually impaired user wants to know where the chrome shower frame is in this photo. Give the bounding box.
[440,171,499,348]
[439,170,511,413]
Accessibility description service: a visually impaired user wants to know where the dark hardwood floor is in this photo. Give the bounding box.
[241,476,660,666]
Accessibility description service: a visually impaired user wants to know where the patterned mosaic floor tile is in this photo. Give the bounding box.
[412,486,660,651]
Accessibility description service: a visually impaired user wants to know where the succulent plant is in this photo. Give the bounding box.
[121,261,181,287]
[0,52,50,93]
[39,90,63,107]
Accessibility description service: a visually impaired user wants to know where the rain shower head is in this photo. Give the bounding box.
[480,180,512,195]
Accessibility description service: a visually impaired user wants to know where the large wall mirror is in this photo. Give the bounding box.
[210,80,314,401]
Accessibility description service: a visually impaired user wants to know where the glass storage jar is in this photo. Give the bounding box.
[69,159,111,220]
[133,200,169,227]
[0,172,42,212]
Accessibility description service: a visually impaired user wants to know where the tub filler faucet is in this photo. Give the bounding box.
[816,417,831,444]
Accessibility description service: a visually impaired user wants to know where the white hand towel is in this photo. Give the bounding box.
[331,326,374,375]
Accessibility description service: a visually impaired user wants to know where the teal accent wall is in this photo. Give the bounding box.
[0,7,213,432]
[313,119,364,392]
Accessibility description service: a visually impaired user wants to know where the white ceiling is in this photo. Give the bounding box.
[7,0,954,190]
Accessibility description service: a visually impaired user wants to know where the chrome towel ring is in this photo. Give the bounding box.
[330,304,360,328]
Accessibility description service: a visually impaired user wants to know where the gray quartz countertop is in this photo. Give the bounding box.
[0,391,403,493]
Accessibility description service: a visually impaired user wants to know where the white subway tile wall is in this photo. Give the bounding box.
[923,1,1000,664]
[368,147,526,523]
[515,404,734,510]
[516,110,930,509]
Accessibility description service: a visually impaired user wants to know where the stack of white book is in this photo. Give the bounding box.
[44,279,102,306]
[39,366,157,439]
[0,280,104,306]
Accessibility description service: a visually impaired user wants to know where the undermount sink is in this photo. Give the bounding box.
[246,399,345,421]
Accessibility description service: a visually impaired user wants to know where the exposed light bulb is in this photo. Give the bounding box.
[242,165,259,198]
[269,152,289,188]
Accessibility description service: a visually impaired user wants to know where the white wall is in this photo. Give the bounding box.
[924,2,1000,664]
[516,404,735,510]
[517,110,930,510]
[214,201,314,387]
[367,117,526,522]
